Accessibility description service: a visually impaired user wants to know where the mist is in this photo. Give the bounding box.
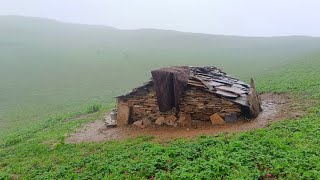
[1,0,320,37]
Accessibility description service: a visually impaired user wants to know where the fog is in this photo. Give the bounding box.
[1,0,320,37]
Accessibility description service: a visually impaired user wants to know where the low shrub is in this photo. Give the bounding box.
[86,103,102,114]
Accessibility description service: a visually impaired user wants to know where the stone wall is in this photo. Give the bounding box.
[117,85,242,124]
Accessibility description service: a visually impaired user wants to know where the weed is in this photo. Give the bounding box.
[86,104,102,114]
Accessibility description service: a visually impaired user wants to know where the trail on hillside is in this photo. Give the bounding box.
[66,93,306,143]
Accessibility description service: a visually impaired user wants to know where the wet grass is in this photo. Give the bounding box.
[2,17,320,135]
[1,55,320,179]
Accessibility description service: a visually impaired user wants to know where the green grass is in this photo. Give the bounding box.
[257,53,320,100]
[1,115,320,179]
[86,103,103,114]
[0,53,320,179]
[1,16,320,135]
[1,16,320,179]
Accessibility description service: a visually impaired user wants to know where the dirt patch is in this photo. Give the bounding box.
[66,93,306,143]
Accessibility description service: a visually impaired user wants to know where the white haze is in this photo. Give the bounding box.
[1,0,320,37]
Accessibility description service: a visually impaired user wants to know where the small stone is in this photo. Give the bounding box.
[224,114,237,123]
[186,128,190,131]
[142,117,152,126]
[166,115,177,122]
[155,117,165,125]
[210,113,225,125]
[133,120,145,129]
[165,115,177,126]
[165,119,176,126]
[177,114,192,126]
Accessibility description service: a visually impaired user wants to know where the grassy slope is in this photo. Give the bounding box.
[1,16,320,135]
[0,16,320,179]
[0,55,319,179]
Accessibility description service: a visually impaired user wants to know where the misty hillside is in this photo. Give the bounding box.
[1,15,320,131]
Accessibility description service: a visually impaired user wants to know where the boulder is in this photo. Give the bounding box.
[177,114,192,126]
[142,117,152,126]
[247,78,262,118]
[165,115,177,127]
[133,120,145,129]
[155,117,165,125]
[210,113,225,125]
[224,114,237,123]
[117,102,130,127]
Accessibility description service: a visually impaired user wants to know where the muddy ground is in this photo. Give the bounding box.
[66,93,306,143]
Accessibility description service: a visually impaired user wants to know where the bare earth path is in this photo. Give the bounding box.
[66,93,306,143]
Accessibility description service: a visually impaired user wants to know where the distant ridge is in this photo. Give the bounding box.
[0,15,119,31]
[1,15,320,38]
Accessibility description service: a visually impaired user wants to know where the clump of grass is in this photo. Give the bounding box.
[86,103,102,114]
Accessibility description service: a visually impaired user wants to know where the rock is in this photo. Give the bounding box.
[210,113,225,125]
[117,103,130,127]
[165,119,176,126]
[104,114,117,128]
[133,120,145,129]
[142,117,152,126]
[166,115,177,122]
[177,114,192,126]
[165,115,177,126]
[224,114,237,123]
[155,117,165,125]
[173,123,178,127]
[247,78,262,118]
[105,120,117,128]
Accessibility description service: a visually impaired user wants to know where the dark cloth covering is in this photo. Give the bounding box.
[151,67,190,112]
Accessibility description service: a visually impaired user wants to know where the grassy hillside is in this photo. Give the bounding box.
[1,16,320,179]
[1,16,320,135]
[0,53,319,179]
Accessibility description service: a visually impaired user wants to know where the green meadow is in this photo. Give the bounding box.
[0,16,320,179]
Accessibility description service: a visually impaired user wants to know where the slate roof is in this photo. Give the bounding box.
[188,66,250,106]
[116,66,251,107]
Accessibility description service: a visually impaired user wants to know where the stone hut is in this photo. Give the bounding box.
[115,66,261,126]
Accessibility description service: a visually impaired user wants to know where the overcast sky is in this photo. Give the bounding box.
[1,0,320,37]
